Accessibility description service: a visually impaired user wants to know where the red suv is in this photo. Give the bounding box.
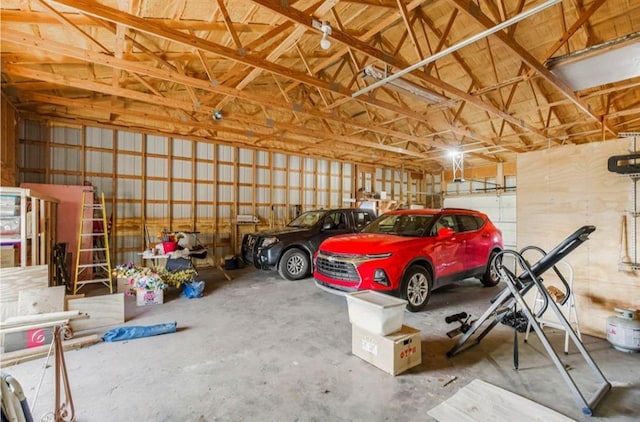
[313,208,503,312]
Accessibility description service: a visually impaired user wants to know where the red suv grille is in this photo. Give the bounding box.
[316,252,360,282]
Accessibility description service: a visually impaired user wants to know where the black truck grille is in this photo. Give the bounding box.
[241,235,257,263]
[316,253,360,282]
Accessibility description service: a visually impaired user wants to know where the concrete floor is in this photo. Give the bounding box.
[4,265,639,421]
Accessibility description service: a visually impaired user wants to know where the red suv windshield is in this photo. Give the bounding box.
[361,213,437,237]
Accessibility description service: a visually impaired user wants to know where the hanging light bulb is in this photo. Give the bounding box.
[319,22,332,50]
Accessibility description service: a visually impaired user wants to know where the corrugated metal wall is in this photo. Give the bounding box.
[18,119,429,265]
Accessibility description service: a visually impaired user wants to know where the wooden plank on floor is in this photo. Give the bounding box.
[17,285,66,315]
[427,379,575,422]
[67,293,124,332]
[3,311,82,328]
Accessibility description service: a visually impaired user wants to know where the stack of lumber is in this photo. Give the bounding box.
[1,265,125,367]
[1,310,98,367]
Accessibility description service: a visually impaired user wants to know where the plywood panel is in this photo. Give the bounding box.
[17,286,66,315]
[67,293,125,332]
[428,379,573,422]
[517,138,639,339]
[0,265,49,321]
[0,265,49,303]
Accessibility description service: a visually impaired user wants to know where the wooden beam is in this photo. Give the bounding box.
[250,0,548,139]
[0,10,269,32]
[48,0,354,97]
[215,0,243,49]
[446,0,614,135]
[2,64,202,113]
[18,92,430,162]
[32,0,111,53]
[1,32,448,150]
[395,0,424,65]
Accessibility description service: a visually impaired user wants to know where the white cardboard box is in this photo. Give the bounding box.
[346,290,407,335]
[352,324,421,376]
[136,288,164,306]
[0,246,15,268]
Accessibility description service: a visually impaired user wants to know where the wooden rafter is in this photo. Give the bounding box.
[2,32,444,158]
[446,0,615,136]
[33,0,111,54]
[1,0,637,172]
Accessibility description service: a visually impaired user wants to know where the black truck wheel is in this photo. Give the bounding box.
[278,248,310,280]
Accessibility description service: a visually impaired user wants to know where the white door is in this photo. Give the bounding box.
[443,193,516,249]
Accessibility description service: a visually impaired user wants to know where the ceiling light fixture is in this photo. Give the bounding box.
[312,19,332,50]
[451,148,464,182]
[547,32,640,91]
[352,0,561,98]
[361,65,447,104]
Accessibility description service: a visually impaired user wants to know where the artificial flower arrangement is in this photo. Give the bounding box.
[113,263,165,294]
[113,262,140,280]
[113,262,196,294]
[154,266,197,289]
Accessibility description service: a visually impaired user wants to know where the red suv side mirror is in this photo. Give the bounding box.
[437,227,455,238]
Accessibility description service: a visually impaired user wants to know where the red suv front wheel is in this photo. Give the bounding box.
[402,265,433,312]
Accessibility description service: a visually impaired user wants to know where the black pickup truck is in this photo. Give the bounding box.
[241,208,377,280]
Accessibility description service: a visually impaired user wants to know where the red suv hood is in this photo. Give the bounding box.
[320,233,422,254]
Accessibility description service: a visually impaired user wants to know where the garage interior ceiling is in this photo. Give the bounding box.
[1,0,639,173]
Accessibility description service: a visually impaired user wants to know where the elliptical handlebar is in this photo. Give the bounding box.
[519,225,595,284]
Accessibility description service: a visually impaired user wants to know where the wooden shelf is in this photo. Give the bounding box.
[0,187,59,268]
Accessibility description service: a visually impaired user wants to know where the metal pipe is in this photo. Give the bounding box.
[352,0,561,98]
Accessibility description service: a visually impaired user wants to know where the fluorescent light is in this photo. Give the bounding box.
[548,33,640,91]
[361,65,447,104]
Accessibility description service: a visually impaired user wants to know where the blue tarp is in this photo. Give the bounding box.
[181,280,204,299]
[101,322,177,342]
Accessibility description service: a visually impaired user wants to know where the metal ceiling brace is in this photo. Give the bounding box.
[447,226,611,416]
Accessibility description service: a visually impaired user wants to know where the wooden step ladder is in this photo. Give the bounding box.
[73,190,113,294]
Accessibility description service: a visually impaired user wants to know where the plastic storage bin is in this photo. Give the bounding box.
[346,290,408,335]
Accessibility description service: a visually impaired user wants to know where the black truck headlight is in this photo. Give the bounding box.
[260,237,279,248]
